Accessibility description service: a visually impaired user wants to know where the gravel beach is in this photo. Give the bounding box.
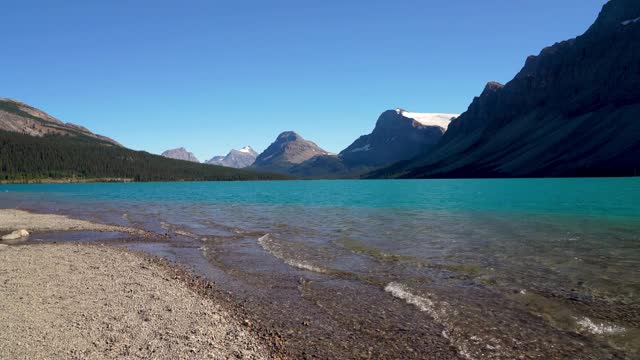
[0,243,272,359]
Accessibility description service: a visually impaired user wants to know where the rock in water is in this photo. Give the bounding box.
[1,229,29,241]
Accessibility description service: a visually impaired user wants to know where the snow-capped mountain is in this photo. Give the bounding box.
[339,109,458,168]
[206,146,258,168]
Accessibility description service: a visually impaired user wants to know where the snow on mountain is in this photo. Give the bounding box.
[238,146,254,154]
[395,109,459,129]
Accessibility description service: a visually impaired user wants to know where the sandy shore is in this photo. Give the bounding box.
[0,243,272,359]
[0,209,144,235]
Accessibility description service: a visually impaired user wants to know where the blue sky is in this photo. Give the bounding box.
[1,0,605,160]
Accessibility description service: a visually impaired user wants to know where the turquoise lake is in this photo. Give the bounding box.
[1,178,639,357]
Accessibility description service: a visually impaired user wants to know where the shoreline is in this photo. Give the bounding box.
[0,209,283,359]
[1,207,634,359]
[0,178,135,184]
[0,243,280,359]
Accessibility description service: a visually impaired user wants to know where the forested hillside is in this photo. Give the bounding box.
[0,130,288,182]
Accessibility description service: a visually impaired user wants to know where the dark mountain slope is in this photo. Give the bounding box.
[340,109,454,168]
[372,0,640,179]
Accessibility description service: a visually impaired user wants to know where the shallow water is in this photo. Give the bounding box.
[1,179,639,358]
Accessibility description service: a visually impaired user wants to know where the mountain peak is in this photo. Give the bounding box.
[339,109,451,168]
[588,0,640,33]
[161,147,200,163]
[252,132,328,173]
[238,146,256,154]
[276,131,302,142]
[206,145,257,168]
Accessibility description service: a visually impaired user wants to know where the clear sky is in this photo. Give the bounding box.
[1,0,606,161]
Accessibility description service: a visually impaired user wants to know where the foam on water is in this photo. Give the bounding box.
[576,317,626,335]
[384,282,474,359]
[258,234,328,274]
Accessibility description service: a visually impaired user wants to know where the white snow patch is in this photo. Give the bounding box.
[350,144,372,153]
[622,16,640,26]
[576,317,625,335]
[239,146,253,154]
[395,109,459,129]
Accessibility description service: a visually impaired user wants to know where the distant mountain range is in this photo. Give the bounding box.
[0,100,287,182]
[1,0,637,181]
[260,110,458,178]
[206,146,258,168]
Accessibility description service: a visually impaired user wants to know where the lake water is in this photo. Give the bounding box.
[1,179,639,358]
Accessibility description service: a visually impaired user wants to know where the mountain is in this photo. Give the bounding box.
[0,100,288,182]
[371,0,640,179]
[340,109,456,168]
[287,109,456,178]
[206,146,258,168]
[251,132,330,174]
[0,98,120,146]
[161,147,200,163]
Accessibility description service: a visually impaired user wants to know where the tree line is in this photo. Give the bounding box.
[0,130,288,182]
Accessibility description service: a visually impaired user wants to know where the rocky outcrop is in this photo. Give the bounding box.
[372,0,640,178]
[341,109,456,168]
[0,98,120,146]
[161,147,200,163]
[206,146,258,168]
[251,132,329,174]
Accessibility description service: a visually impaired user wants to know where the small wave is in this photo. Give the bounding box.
[576,317,625,335]
[384,282,475,359]
[258,234,327,274]
[384,282,439,320]
[159,221,200,239]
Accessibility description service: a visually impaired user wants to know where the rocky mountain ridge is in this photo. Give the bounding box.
[340,109,456,168]
[372,0,640,178]
[0,98,120,146]
[251,132,330,173]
